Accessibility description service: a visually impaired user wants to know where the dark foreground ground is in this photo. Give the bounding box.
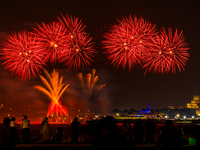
[14,144,199,150]
[3,123,200,149]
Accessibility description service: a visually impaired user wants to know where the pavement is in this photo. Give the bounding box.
[14,144,199,150]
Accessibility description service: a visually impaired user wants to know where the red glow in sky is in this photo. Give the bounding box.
[0,0,198,112]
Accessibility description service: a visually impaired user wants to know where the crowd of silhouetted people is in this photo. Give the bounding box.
[0,115,199,149]
[0,116,81,149]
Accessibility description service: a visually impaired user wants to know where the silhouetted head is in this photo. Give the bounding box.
[164,120,174,131]
[100,116,118,133]
[44,117,48,121]
[11,117,15,121]
[23,115,27,119]
[73,117,79,122]
[3,117,10,126]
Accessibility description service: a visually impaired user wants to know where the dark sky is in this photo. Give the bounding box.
[0,0,200,114]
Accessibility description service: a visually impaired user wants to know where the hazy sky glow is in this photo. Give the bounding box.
[0,0,200,116]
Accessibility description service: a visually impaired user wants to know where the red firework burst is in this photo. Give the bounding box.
[57,14,96,71]
[59,34,95,71]
[102,15,157,70]
[56,13,86,38]
[0,31,47,81]
[33,21,68,63]
[142,28,190,74]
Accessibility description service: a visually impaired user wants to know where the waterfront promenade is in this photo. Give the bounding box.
[15,144,198,150]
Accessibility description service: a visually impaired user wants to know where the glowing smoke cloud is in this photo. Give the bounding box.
[34,69,69,121]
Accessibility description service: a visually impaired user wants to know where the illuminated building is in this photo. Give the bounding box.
[168,105,184,109]
[187,95,200,109]
[187,95,200,115]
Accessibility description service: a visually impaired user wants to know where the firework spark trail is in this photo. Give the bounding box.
[102,15,157,70]
[57,14,96,71]
[76,69,106,97]
[57,13,86,38]
[142,28,190,74]
[34,69,69,120]
[0,31,47,81]
[47,100,68,118]
[33,21,68,63]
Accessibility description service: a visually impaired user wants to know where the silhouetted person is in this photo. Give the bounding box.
[92,116,133,150]
[144,118,156,144]
[123,119,132,140]
[51,127,63,143]
[21,115,30,143]
[133,119,144,144]
[180,123,189,145]
[195,125,200,147]
[41,117,49,141]
[10,117,17,128]
[0,117,18,150]
[71,117,80,143]
[157,120,183,149]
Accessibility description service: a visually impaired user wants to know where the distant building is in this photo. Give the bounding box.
[187,95,200,109]
[187,95,200,115]
[154,108,196,118]
[168,105,184,109]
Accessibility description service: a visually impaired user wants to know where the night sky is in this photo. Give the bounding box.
[0,0,199,115]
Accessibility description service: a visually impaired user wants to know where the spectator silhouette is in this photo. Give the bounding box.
[133,119,144,144]
[21,115,30,143]
[10,117,17,128]
[41,117,49,141]
[71,117,80,143]
[156,120,183,148]
[51,127,63,143]
[144,118,156,144]
[92,116,132,150]
[0,117,18,150]
[123,119,132,140]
